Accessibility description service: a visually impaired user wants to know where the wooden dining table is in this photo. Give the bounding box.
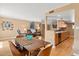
[15,37,50,56]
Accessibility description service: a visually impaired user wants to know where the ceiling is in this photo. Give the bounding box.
[0,3,69,22]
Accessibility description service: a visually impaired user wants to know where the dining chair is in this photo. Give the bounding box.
[37,44,52,56]
[31,48,41,56]
[16,35,23,38]
[9,41,28,56]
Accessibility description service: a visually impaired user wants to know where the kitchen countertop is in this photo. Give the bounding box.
[53,29,67,33]
[55,31,67,33]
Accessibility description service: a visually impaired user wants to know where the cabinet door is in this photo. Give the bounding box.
[55,33,59,46]
[61,32,65,41]
[61,32,70,41]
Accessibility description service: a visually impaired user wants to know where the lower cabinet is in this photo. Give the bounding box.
[55,33,59,45]
[55,31,70,46]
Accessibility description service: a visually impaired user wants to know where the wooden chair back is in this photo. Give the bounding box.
[9,41,22,56]
[37,44,52,56]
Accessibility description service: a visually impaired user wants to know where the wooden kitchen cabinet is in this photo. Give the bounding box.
[55,33,59,46]
[54,31,70,46]
[61,31,70,42]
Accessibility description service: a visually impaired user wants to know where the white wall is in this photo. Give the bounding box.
[45,30,55,47]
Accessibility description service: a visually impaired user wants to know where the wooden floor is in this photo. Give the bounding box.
[50,37,74,56]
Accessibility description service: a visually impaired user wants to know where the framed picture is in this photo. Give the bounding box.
[1,21,14,30]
